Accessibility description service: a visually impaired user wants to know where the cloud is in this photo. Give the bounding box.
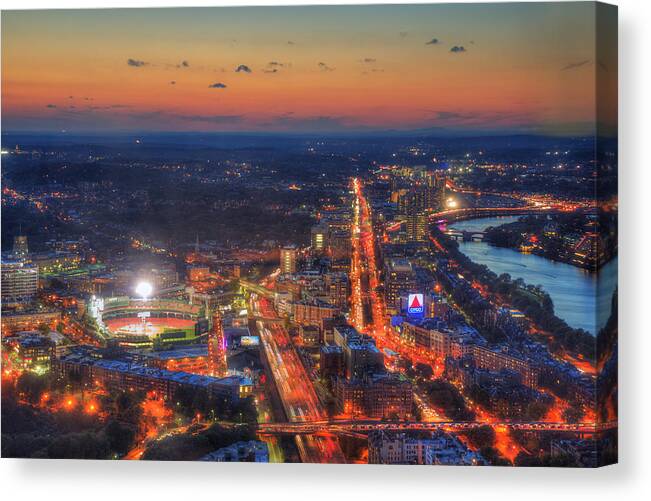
[267,114,349,130]
[318,62,335,72]
[170,80,176,85]
[84,104,133,111]
[179,60,190,68]
[435,111,468,120]
[208,82,227,89]
[287,41,295,45]
[360,58,376,63]
[174,113,242,124]
[126,110,243,124]
[450,46,466,53]
[46,104,57,109]
[399,31,409,38]
[127,58,148,67]
[431,110,538,128]
[235,64,252,73]
[426,38,440,45]
[263,61,286,74]
[561,59,590,71]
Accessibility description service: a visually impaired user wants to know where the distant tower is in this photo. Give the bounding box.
[280,245,297,274]
[12,234,29,259]
[207,310,227,377]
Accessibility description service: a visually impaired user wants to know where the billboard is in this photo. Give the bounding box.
[407,293,424,316]
[240,336,260,347]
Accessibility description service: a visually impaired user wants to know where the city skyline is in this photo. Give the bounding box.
[1,2,618,468]
[2,3,616,135]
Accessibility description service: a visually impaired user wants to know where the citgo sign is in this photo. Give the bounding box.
[407,293,424,315]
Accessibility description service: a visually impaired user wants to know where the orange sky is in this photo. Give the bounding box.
[1,4,617,134]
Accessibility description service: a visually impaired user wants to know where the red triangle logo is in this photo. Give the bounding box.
[410,295,421,308]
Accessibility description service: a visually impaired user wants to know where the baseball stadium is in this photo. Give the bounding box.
[93,293,208,348]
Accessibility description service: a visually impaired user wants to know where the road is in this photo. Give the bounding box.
[251,294,346,463]
[350,177,527,462]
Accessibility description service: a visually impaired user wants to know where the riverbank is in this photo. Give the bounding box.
[449,217,617,335]
[479,214,616,272]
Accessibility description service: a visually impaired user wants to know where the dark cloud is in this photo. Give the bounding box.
[263,61,286,74]
[561,59,590,71]
[235,64,252,73]
[426,38,440,45]
[431,110,537,128]
[450,46,466,53]
[208,82,227,89]
[180,60,190,68]
[268,114,348,130]
[318,62,335,72]
[399,31,409,38]
[126,110,242,124]
[175,113,242,124]
[127,58,148,67]
[170,80,176,85]
[46,104,57,109]
[360,58,376,63]
[85,104,133,111]
[287,41,295,45]
[435,111,467,120]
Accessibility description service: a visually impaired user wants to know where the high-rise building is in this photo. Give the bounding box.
[323,272,349,309]
[406,210,428,242]
[279,245,297,274]
[1,259,39,306]
[12,235,29,259]
[385,258,416,311]
[333,325,384,379]
[310,223,328,253]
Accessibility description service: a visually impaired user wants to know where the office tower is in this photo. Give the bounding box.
[280,245,297,274]
[1,259,39,306]
[310,223,328,253]
[385,258,416,310]
[406,210,428,242]
[12,234,29,259]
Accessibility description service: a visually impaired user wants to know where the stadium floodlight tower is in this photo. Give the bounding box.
[135,281,153,300]
[134,281,154,337]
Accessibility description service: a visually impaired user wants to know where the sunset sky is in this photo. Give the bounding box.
[1,3,616,135]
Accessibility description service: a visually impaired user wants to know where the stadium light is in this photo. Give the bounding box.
[446,197,458,208]
[135,281,153,299]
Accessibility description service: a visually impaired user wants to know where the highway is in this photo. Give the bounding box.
[251,294,346,463]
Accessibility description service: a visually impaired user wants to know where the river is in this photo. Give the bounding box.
[448,216,617,335]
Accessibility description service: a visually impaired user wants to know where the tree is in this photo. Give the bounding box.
[104,420,137,456]
[16,372,48,404]
[414,363,433,380]
[465,425,495,450]
[563,405,584,424]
